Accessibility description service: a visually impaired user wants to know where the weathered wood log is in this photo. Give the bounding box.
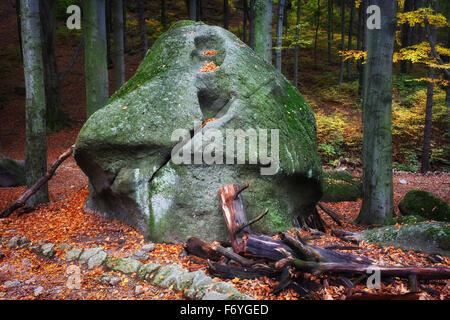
[218,184,250,253]
[234,208,269,236]
[207,260,279,279]
[346,292,423,300]
[287,258,450,280]
[213,244,256,267]
[330,228,361,244]
[279,232,372,264]
[0,144,74,218]
[244,234,295,261]
[183,237,222,261]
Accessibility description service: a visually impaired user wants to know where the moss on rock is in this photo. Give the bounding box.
[321,170,361,202]
[398,190,449,222]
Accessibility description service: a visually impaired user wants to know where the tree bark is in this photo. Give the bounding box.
[338,0,345,85]
[137,0,148,58]
[293,0,301,88]
[223,0,229,30]
[83,0,109,118]
[253,0,272,64]
[275,0,285,71]
[39,0,65,130]
[346,0,355,80]
[188,0,197,21]
[357,0,366,96]
[243,0,248,43]
[327,0,332,65]
[356,0,396,225]
[21,0,49,206]
[113,0,125,91]
[421,0,439,173]
[313,0,321,69]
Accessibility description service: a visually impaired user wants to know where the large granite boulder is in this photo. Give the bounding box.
[74,21,322,243]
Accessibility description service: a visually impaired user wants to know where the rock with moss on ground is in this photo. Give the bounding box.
[74,21,323,243]
[0,156,25,187]
[362,220,450,256]
[398,190,449,222]
[321,170,361,202]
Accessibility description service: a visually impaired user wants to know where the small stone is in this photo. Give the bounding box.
[30,245,43,255]
[41,243,56,258]
[18,236,31,247]
[109,277,121,286]
[106,257,142,274]
[65,248,83,262]
[78,247,104,264]
[131,250,149,261]
[25,278,36,285]
[399,179,407,185]
[7,236,20,249]
[33,286,43,296]
[135,285,145,295]
[142,243,156,252]
[58,243,73,251]
[87,250,108,269]
[3,279,21,289]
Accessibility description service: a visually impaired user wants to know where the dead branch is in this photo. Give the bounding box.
[0,144,74,218]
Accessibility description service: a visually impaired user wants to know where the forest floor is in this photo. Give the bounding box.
[0,1,449,300]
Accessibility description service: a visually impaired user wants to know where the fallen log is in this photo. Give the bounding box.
[285,258,450,280]
[183,237,222,261]
[207,260,279,279]
[0,144,75,218]
[218,184,250,253]
[318,202,354,225]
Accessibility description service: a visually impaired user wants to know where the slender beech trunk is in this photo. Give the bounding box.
[161,0,168,27]
[338,0,345,85]
[327,0,332,65]
[21,0,49,206]
[346,0,355,80]
[39,0,64,130]
[313,0,321,69]
[275,0,285,71]
[421,0,439,173]
[113,0,125,91]
[356,0,397,225]
[138,0,148,58]
[105,0,113,68]
[83,0,109,118]
[243,0,248,43]
[253,0,272,64]
[283,3,289,76]
[249,0,255,49]
[356,0,366,96]
[123,0,129,53]
[293,0,301,88]
[224,0,229,29]
[400,0,413,73]
[188,0,197,20]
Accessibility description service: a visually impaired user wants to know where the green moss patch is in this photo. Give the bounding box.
[398,190,449,222]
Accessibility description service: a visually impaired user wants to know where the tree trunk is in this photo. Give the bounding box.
[188,0,197,21]
[138,0,148,58]
[275,0,285,71]
[123,0,129,53]
[327,0,332,65]
[253,0,272,64]
[338,0,345,85]
[113,0,125,91]
[356,0,366,96]
[243,0,248,43]
[346,0,355,80]
[223,0,229,30]
[161,0,168,27]
[83,0,109,118]
[400,0,413,73]
[356,0,396,225]
[20,0,49,206]
[421,0,439,174]
[313,0,321,69]
[39,0,65,130]
[249,0,255,49]
[293,0,301,88]
[105,0,113,68]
